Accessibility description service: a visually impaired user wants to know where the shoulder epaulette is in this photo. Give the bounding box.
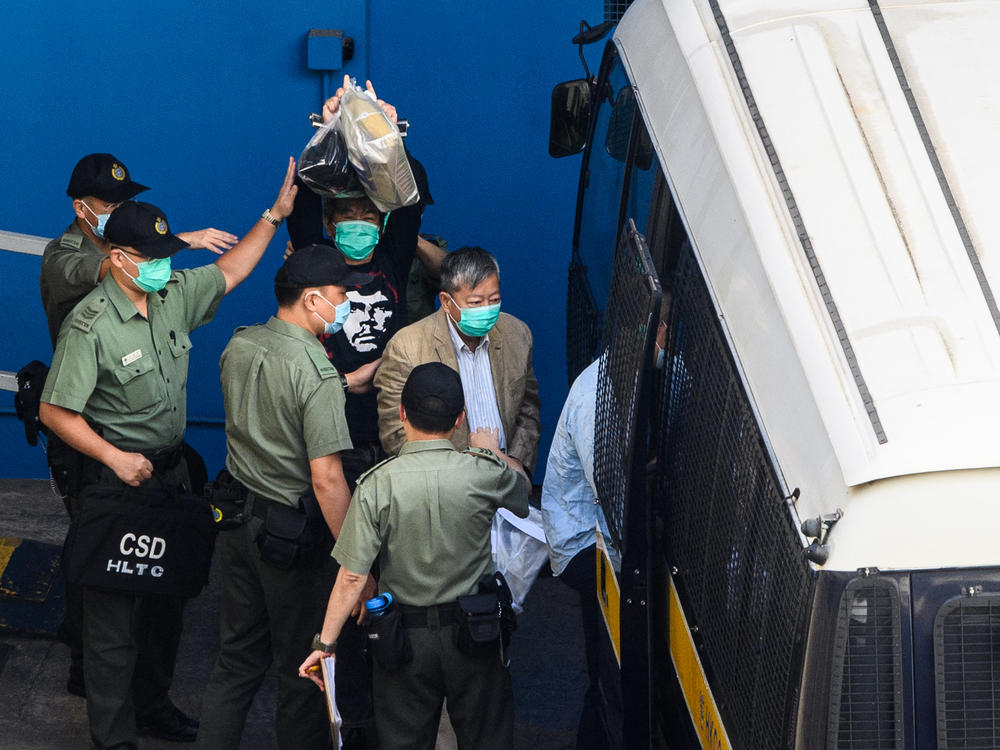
[306,346,337,379]
[462,447,506,467]
[59,232,83,250]
[70,298,108,333]
[356,455,396,485]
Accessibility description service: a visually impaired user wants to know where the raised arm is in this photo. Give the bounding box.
[215,158,298,294]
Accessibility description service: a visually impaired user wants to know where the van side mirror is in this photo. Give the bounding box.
[549,79,592,158]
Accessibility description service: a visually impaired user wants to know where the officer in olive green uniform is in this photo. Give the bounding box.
[40,152,237,348]
[39,161,298,750]
[40,154,149,347]
[197,245,370,750]
[300,362,530,750]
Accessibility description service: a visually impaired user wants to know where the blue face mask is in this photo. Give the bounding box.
[446,293,501,337]
[119,252,172,293]
[312,292,351,335]
[81,201,111,239]
[334,220,380,261]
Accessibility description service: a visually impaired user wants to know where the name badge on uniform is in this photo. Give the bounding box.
[121,350,142,367]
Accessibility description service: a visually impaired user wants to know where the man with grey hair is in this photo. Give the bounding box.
[374,245,541,476]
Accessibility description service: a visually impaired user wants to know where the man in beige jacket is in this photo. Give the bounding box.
[374,246,541,476]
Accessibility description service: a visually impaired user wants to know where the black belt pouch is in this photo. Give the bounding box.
[63,483,216,598]
[367,605,412,672]
[255,501,307,570]
[454,591,501,655]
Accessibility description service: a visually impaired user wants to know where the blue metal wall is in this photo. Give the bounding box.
[0,1,603,479]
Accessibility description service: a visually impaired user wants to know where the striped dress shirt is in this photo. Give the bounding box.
[446,316,507,451]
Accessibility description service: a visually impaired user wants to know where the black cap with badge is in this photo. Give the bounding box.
[66,153,149,203]
[275,244,373,289]
[401,362,465,424]
[104,201,189,259]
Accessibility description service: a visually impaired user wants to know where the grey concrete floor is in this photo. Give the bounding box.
[0,480,584,749]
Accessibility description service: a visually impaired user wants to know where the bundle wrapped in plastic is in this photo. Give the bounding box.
[338,81,420,212]
[297,116,362,198]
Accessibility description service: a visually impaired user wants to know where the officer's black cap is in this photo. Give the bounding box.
[275,244,373,289]
[104,202,189,259]
[66,153,149,203]
[401,363,465,424]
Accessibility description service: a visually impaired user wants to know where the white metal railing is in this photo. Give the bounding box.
[0,230,49,256]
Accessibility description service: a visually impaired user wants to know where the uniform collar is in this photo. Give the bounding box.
[101,272,144,322]
[266,316,323,345]
[399,438,457,454]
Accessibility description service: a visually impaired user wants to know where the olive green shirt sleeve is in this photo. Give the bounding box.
[332,483,383,575]
[40,227,106,346]
[497,463,531,519]
[302,375,353,460]
[172,265,226,331]
[41,324,98,413]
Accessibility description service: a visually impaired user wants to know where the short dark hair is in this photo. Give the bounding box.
[322,195,382,226]
[401,363,464,434]
[274,283,305,308]
[439,246,500,294]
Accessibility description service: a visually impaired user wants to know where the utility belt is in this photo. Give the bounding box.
[368,573,517,671]
[205,469,333,570]
[47,430,184,499]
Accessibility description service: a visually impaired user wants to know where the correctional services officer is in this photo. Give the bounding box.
[197,245,372,749]
[299,362,530,750]
[41,152,236,348]
[39,160,297,750]
[41,153,235,710]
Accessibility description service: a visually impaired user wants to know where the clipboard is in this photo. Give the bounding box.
[320,655,343,748]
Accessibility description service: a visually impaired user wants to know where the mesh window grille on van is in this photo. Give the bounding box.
[828,577,903,750]
[934,594,1000,749]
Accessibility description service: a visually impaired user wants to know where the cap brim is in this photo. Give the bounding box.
[98,181,150,203]
[133,235,189,259]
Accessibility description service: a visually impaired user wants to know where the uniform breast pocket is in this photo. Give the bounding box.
[113,356,159,412]
[167,330,193,387]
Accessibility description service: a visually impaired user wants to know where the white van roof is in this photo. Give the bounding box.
[617,0,1000,492]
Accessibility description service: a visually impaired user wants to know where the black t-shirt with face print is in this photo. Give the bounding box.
[287,153,430,443]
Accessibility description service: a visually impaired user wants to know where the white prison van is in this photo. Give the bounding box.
[550,0,1000,747]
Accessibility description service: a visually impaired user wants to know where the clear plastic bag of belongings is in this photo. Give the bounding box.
[338,80,420,213]
[297,114,364,198]
[491,506,549,614]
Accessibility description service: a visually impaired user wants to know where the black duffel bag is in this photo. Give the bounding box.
[63,483,217,599]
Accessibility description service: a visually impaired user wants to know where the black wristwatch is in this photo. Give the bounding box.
[312,633,337,653]
[339,372,348,391]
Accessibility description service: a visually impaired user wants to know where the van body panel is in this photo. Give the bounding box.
[617,0,1000,493]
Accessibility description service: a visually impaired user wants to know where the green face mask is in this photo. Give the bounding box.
[446,293,501,337]
[334,220,380,261]
[121,253,172,293]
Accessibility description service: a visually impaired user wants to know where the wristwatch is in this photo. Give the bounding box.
[312,633,336,653]
[261,208,282,227]
[339,372,349,391]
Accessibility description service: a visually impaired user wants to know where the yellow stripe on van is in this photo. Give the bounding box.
[595,529,621,665]
[669,577,733,750]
